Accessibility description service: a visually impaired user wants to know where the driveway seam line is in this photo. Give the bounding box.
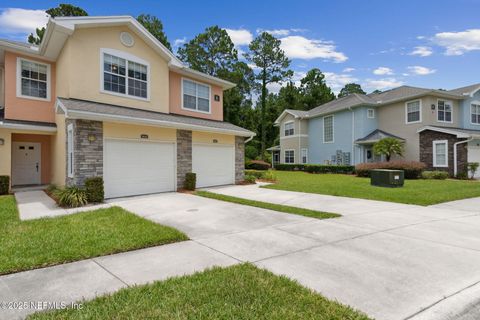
[193,240,244,263]
[91,259,130,287]
[403,278,480,320]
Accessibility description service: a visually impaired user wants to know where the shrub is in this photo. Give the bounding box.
[421,170,449,180]
[84,177,104,203]
[184,173,196,191]
[262,170,277,182]
[245,170,264,179]
[244,175,256,184]
[456,171,469,180]
[46,184,58,194]
[245,145,259,160]
[245,160,271,171]
[54,187,88,208]
[355,161,426,179]
[274,164,354,174]
[0,176,9,195]
[468,162,480,179]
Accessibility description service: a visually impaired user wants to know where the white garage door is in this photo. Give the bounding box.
[104,139,175,198]
[192,144,235,188]
[468,142,480,178]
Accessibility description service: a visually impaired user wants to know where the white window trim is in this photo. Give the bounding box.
[405,99,422,124]
[433,140,448,168]
[67,123,74,178]
[181,77,212,114]
[100,48,151,102]
[16,57,51,102]
[470,101,480,125]
[323,115,334,143]
[284,121,295,136]
[284,149,295,164]
[367,108,375,119]
[301,148,308,164]
[437,99,453,123]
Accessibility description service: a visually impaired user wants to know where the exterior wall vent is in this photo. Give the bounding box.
[120,32,135,47]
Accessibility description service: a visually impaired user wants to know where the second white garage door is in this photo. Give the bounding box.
[192,144,235,188]
[104,139,176,198]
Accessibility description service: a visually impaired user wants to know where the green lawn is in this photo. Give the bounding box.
[0,195,187,275]
[264,171,480,206]
[196,190,339,219]
[30,264,370,320]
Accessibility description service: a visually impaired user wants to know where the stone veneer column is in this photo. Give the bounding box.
[176,130,192,189]
[235,136,245,183]
[66,119,103,187]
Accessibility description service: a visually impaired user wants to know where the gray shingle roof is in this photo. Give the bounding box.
[448,83,480,96]
[285,109,309,117]
[426,125,480,137]
[58,98,254,136]
[307,94,376,117]
[355,129,405,144]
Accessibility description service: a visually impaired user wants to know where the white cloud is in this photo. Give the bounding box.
[433,29,480,55]
[407,65,436,75]
[0,8,48,34]
[343,67,355,73]
[224,28,253,46]
[256,28,290,36]
[417,35,426,40]
[409,46,433,57]
[373,67,394,75]
[365,78,404,90]
[324,72,358,94]
[173,37,186,47]
[279,35,347,62]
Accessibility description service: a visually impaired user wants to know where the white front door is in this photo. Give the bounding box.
[104,139,176,198]
[192,144,235,188]
[12,142,41,186]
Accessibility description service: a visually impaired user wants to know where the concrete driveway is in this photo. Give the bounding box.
[4,188,480,319]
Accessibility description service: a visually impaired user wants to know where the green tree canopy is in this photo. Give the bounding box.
[28,4,88,45]
[245,32,293,158]
[299,68,335,110]
[276,81,302,112]
[136,14,171,51]
[338,83,366,98]
[373,138,404,162]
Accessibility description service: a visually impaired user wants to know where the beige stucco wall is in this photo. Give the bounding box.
[0,66,4,107]
[51,113,66,186]
[377,96,461,161]
[56,26,170,113]
[192,131,234,145]
[103,122,176,141]
[0,129,11,177]
[278,113,309,163]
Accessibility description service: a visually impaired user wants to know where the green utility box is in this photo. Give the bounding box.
[370,169,404,188]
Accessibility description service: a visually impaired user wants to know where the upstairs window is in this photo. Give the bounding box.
[323,115,334,143]
[437,100,452,123]
[367,109,375,119]
[17,58,50,100]
[284,122,294,136]
[182,79,210,113]
[471,103,480,124]
[406,100,421,123]
[102,50,148,99]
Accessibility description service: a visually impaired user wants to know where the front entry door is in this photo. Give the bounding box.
[365,147,374,163]
[12,142,41,186]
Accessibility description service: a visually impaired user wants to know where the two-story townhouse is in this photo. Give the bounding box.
[272,84,480,177]
[0,16,254,198]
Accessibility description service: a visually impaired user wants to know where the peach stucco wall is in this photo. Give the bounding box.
[169,71,223,121]
[4,51,56,123]
[12,133,51,184]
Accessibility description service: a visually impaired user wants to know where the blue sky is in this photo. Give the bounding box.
[1,0,479,94]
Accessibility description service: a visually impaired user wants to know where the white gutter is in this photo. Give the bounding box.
[245,135,254,143]
[0,121,57,133]
[66,109,254,137]
[454,137,474,176]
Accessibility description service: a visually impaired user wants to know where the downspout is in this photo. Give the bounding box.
[454,137,473,176]
[298,118,301,164]
[349,107,355,165]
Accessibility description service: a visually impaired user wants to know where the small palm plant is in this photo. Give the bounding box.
[373,138,404,162]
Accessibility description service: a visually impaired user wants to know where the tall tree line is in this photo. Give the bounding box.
[28,4,366,161]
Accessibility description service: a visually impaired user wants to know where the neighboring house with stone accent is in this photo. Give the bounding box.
[271,84,480,177]
[0,16,254,198]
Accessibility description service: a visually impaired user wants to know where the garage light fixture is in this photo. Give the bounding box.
[0,138,4,145]
[88,134,96,142]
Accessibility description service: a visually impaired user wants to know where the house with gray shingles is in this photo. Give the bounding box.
[271,83,480,177]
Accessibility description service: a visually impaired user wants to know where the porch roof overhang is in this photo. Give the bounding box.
[355,129,405,145]
[417,126,480,139]
[267,145,280,151]
[0,118,57,133]
[56,98,255,138]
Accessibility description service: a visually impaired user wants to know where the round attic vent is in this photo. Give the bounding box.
[120,32,135,47]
